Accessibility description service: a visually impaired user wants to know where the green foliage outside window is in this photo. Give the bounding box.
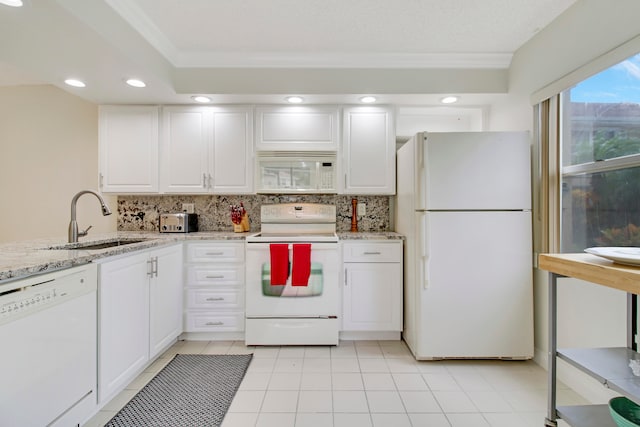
[564,132,640,250]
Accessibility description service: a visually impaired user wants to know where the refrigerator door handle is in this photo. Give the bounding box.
[416,134,426,210]
[418,211,430,289]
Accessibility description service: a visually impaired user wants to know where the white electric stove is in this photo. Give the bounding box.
[245,203,339,345]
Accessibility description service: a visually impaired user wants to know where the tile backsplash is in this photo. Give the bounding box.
[118,195,391,232]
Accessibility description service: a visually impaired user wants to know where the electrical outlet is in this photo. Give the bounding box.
[357,202,366,216]
[182,203,195,213]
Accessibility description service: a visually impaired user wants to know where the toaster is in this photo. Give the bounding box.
[159,213,198,233]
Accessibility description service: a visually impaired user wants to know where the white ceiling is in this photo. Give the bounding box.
[0,0,577,105]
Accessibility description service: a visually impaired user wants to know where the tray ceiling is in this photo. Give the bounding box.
[0,0,577,104]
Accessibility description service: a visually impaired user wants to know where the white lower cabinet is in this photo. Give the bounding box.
[342,241,403,335]
[149,245,184,358]
[183,241,245,338]
[97,244,183,404]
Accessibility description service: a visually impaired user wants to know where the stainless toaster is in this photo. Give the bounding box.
[159,213,198,233]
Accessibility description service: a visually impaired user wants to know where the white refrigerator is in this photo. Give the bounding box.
[396,131,533,360]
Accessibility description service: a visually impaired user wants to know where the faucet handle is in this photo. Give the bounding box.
[79,225,93,237]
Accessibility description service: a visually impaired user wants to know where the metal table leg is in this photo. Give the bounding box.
[545,272,559,427]
[627,293,637,351]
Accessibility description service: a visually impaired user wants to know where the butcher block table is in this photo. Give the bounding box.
[539,253,640,427]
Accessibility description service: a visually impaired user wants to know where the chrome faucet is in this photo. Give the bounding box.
[68,190,112,243]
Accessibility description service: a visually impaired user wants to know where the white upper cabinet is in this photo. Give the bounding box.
[211,107,253,194]
[255,106,339,151]
[160,106,254,194]
[341,106,396,195]
[161,106,212,193]
[99,105,159,193]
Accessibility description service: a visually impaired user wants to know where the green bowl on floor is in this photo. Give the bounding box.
[610,397,640,427]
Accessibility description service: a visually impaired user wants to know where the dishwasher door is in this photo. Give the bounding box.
[0,264,98,427]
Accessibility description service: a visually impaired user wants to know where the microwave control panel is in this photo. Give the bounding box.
[320,162,334,190]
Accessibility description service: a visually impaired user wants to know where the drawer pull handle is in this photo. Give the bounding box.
[205,321,224,326]
[206,252,224,255]
[363,251,382,255]
[205,275,225,279]
[206,297,225,301]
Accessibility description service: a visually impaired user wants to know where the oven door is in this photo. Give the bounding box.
[246,242,339,317]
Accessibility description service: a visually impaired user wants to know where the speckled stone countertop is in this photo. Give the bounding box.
[0,231,249,284]
[0,230,403,285]
[337,231,404,240]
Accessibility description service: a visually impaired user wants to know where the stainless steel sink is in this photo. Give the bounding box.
[45,238,149,251]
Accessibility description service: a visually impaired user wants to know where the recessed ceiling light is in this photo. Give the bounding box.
[359,96,377,104]
[441,96,459,104]
[285,96,304,104]
[64,79,86,88]
[0,0,23,7]
[192,96,212,103]
[126,79,146,88]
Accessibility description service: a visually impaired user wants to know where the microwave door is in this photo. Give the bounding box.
[292,166,313,190]
[261,163,292,191]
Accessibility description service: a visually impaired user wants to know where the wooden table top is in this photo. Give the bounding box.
[539,253,640,294]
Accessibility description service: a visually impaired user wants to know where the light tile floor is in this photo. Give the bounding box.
[85,340,581,427]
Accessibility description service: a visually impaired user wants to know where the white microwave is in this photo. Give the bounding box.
[256,153,337,194]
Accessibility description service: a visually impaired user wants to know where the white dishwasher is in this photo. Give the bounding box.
[0,264,98,427]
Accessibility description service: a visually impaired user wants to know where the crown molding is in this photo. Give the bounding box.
[105,0,179,61]
[171,52,513,69]
[105,0,512,70]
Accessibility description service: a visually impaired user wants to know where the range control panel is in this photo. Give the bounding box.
[261,203,336,224]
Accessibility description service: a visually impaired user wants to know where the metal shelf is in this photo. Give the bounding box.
[557,405,617,427]
[558,347,640,405]
[538,258,640,427]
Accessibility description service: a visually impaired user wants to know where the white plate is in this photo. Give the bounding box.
[584,247,640,266]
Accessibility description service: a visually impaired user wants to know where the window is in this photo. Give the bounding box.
[561,53,640,252]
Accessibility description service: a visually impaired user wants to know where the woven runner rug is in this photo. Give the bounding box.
[105,354,253,427]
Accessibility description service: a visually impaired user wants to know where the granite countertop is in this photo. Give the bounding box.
[0,230,403,284]
[0,231,249,284]
[337,231,404,240]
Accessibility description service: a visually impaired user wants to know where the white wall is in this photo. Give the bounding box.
[509,0,640,402]
[510,0,640,100]
[0,85,116,243]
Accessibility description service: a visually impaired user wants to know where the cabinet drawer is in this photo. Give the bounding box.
[342,242,402,263]
[185,265,244,287]
[186,243,244,263]
[184,312,244,332]
[185,289,244,310]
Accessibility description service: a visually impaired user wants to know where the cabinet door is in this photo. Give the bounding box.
[98,252,150,403]
[342,106,396,194]
[161,106,213,193]
[255,106,339,151]
[212,107,253,194]
[99,105,159,193]
[149,244,184,358]
[343,263,402,331]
